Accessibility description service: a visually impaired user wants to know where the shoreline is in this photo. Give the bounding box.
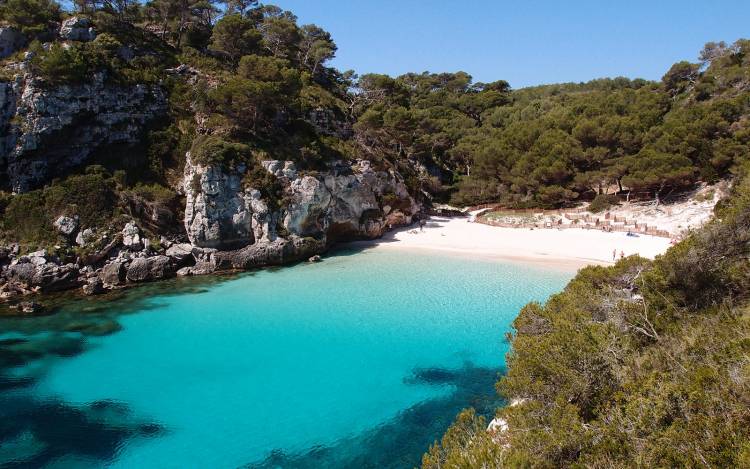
[1,215,674,311]
[346,216,673,273]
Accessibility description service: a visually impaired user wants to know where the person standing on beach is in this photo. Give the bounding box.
[612,249,616,261]
[620,250,625,259]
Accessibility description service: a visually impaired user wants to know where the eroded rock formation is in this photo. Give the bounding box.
[181,154,419,272]
[0,71,166,192]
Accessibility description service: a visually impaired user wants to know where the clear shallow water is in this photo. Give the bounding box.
[0,247,571,468]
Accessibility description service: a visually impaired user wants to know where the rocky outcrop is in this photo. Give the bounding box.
[213,236,325,270]
[1,154,419,301]
[1,72,166,192]
[59,17,96,42]
[125,256,174,282]
[283,160,418,241]
[5,259,81,293]
[54,215,79,237]
[100,260,126,286]
[182,156,266,249]
[181,155,418,272]
[183,155,418,250]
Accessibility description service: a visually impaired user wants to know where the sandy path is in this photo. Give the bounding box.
[355,216,673,272]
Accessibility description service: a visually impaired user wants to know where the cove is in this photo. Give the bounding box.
[0,247,571,468]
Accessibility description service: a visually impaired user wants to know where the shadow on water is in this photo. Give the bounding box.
[0,255,366,467]
[245,361,505,469]
[0,240,497,468]
[0,326,167,467]
[0,275,239,468]
[0,393,164,468]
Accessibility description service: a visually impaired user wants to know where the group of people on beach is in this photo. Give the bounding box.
[613,249,624,261]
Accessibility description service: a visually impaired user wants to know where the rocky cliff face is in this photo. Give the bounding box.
[0,69,166,192]
[182,155,272,250]
[182,154,419,270]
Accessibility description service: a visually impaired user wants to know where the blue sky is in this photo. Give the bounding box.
[272,0,750,88]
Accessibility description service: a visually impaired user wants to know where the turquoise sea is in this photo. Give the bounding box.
[0,247,572,468]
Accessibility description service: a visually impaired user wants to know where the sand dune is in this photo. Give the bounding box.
[362,216,673,271]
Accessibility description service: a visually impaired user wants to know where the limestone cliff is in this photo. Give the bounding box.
[0,67,166,192]
[181,154,419,271]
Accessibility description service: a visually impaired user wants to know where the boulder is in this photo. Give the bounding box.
[6,261,80,292]
[148,255,174,279]
[32,264,81,292]
[6,262,36,285]
[100,260,126,286]
[59,16,96,41]
[54,215,79,237]
[126,256,174,282]
[261,160,297,179]
[125,257,150,282]
[166,243,193,263]
[308,255,322,263]
[82,276,105,295]
[122,222,143,250]
[76,228,95,246]
[29,255,47,266]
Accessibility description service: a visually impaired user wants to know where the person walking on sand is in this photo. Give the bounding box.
[419,219,425,232]
[620,250,625,259]
[612,249,617,261]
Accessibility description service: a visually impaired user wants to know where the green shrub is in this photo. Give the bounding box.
[1,174,117,248]
[190,135,251,167]
[588,193,619,213]
[242,164,285,209]
[31,43,91,85]
[128,183,177,204]
[0,0,60,36]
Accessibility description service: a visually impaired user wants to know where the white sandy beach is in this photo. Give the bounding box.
[363,216,673,271]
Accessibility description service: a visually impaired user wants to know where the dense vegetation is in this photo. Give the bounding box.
[0,0,352,247]
[423,169,750,467]
[418,40,750,468]
[3,2,748,213]
[353,42,750,207]
[420,43,750,468]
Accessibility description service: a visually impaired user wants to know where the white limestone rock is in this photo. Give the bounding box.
[59,16,96,42]
[53,215,79,237]
[121,222,142,249]
[182,155,419,257]
[2,72,166,192]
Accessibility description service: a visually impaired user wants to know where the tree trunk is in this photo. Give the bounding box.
[655,182,665,208]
